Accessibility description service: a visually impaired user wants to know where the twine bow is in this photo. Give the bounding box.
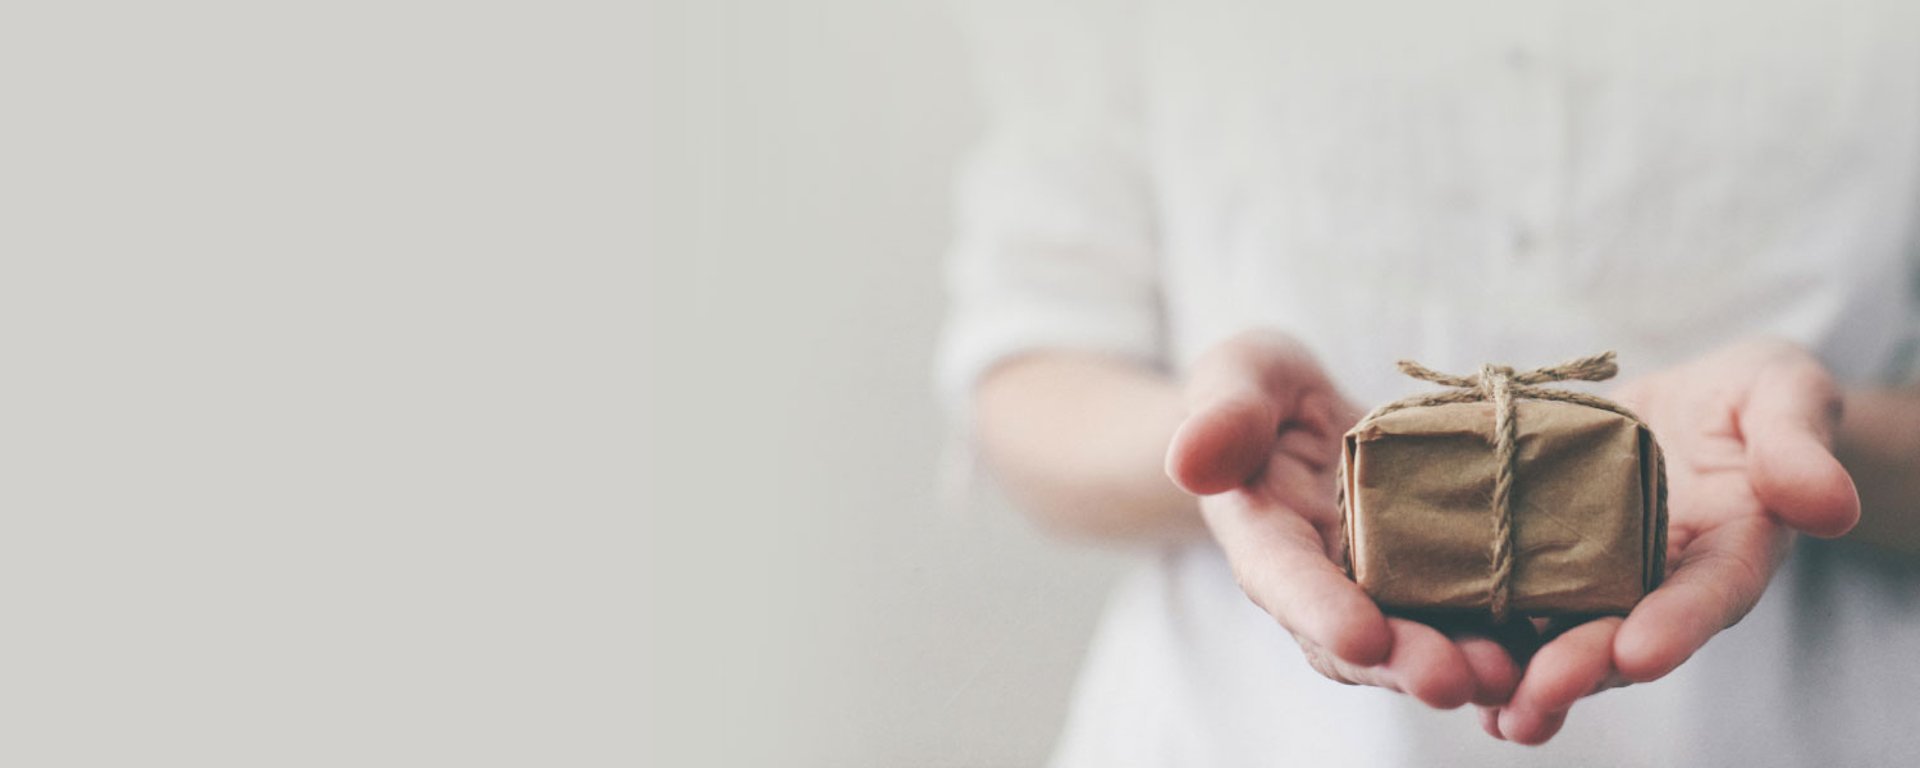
[1341,351,1657,623]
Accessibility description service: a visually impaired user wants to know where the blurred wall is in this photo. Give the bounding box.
[643,1,1127,766]
[5,0,1113,764]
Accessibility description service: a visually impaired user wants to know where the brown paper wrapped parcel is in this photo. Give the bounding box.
[1338,352,1667,622]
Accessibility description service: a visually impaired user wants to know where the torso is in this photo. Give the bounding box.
[1054,2,1920,765]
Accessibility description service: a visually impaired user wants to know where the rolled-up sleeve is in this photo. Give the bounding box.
[936,0,1164,418]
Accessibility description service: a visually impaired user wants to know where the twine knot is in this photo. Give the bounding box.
[1396,352,1619,394]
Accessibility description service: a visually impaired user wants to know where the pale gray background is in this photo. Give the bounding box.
[645,1,1127,765]
[6,1,1120,765]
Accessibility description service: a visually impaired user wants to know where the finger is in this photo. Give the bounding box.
[1293,389,1362,442]
[1496,707,1569,747]
[1208,499,1393,665]
[1297,637,1396,690]
[1275,427,1338,473]
[1453,632,1524,706]
[1380,618,1476,709]
[1168,395,1280,495]
[1743,362,1860,537]
[1422,616,1537,706]
[1509,617,1622,714]
[1257,455,1341,542]
[1170,334,1339,495]
[1478,706,1505,741]
[1613,520,1781,682]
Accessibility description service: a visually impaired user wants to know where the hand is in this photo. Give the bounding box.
[1167,330,1525,710]
[1484,339,1861,744]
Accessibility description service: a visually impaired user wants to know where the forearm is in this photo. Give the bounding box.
[1835,386,1920,556]
[974,352,1204,543]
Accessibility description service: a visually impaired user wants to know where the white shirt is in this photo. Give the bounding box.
[940,1,1920,766]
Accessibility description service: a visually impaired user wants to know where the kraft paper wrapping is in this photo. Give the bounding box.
[1342,400,1666,617]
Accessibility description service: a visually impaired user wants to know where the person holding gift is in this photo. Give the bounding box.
[939,1,1920,764]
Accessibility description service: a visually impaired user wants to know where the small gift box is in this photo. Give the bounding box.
[1339,352,1667,621]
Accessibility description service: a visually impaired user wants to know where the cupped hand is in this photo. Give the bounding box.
[1167,330,1526,711]
[1485,339,1861,744]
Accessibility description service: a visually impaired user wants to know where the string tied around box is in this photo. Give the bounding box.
[1338,351,1663,623]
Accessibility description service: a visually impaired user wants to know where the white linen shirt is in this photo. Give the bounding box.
[939,1,1920,765]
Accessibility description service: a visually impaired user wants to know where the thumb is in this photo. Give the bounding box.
[1168,331,1344,496]
[1167,394,1280,495]
[1742,359,1860,538]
